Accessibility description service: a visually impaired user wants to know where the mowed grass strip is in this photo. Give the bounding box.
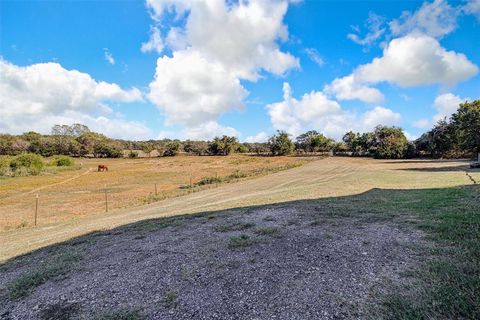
[325,185,480,319]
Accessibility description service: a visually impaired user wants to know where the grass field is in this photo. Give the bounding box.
[1,157,479,319]
[0,155,309,230]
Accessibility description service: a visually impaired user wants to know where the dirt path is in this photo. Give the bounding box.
[0,157,474,262]
[24,168,93,196]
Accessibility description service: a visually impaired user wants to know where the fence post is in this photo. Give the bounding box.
[190,175,192,188]
[34,194,39,226]
[104,184,108,212]
[155,183,158,195]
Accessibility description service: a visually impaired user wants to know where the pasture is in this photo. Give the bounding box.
[1,157,479,319]
[0,155,308,231]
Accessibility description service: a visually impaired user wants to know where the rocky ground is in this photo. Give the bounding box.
[0,199,424,320]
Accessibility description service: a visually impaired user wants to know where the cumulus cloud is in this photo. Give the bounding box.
[463,0,480,20]
[266,83,400,139]
[355,34,478,87]
[413,118,431,129]
[328,34,478,103]
[324,75,384,104]
[389,0,459,39]
[433,93,464,122]
[141,26,164,54]
[0,59,149,139]
[181,121,239,140]
[148,50,248,127]
[245,131,269,143]
[145,0,299,134]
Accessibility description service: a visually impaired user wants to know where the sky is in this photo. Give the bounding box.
[0,0,479,142]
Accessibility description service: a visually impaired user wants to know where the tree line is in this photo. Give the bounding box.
[0,99,478,160]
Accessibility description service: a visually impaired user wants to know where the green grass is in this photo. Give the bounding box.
[214,222,255,232]
[8,250,82,300]
[163,290,178,306]
[329,186,480,319]
[254,227,281,237]
[228,235,256,249]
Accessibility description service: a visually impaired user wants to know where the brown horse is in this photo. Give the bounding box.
[98,165,108,172]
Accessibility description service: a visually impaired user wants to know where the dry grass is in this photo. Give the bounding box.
[0,155,309,230]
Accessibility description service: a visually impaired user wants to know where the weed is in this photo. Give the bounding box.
[254,227,281,237]
[39,301,80,320]
[214,222,255,232]
[163,290,178,306]
[228,235,256,249]
[8,250,82,300]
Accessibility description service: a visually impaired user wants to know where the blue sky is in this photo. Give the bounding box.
[1,0,479,141]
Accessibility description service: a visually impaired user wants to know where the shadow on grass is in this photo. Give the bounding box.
[1,184,479,319]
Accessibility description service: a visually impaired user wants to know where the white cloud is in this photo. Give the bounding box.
[347,12,386,47]
[463,0,480,20]
[245,131,269,143]
[355,34,478,87]
[362,106,402,128]
[146,0,299,134]
[304,48,324,66]
[389,0,459,39]
[266,83,400,139]
[181,121,239,140]
[104,48,115,65]
[433,93,464,122]
[148,50,248,127]
[413,118,431,129]
[0,59,148,139]
[141,26,164,54]
[324,75,384,104]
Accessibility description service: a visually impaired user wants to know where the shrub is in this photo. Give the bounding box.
[196,176,223,186]
[50,156,74,167]
[128,151,138,158]
[0,157,12,176]
[163,141,180,157]
[10,153,44,175]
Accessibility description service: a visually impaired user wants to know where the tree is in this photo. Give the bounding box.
[310,134,335,152]
[184,140,208,155]
[141,142,155,157]
[342,131,357,152]
[295,130,319,153]
[163,141,180,156]
[208,136,238,155]
[452,100,480,160]
[268,131,294,156]
[371,126,408,159]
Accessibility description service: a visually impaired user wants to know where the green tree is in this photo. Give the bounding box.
[208,136,238,155]
[371,126,408,159]
[163,141,180,156]
[268,131,294,156]
[452,100,480,160]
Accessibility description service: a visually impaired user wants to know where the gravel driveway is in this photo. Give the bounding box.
[0,199,423,320]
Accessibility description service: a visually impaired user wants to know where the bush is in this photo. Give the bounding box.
[50,156,74,167]
[163,141,180,157]
[0,157,12,176]
[196,176,223,186]
[128,151,139,158]
[10,154,44,175]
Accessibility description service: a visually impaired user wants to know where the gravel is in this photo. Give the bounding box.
[0,202,424,320]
